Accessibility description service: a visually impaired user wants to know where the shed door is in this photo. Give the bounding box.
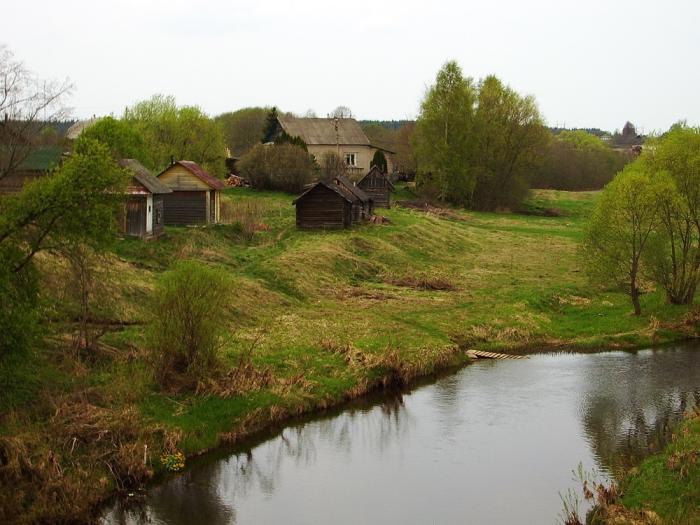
[125,198,145,236]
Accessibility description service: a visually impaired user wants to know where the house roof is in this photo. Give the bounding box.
[292,180,353,205]
[18,145,64,171]
[159,160,225,190]
[118,159,172,194]
[358,166,395,190]
[278,116,371,146]
[65,118,99,140]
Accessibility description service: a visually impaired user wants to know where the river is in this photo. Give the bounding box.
[102,345,700,524]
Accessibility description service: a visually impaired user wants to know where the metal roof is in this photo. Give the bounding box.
[278,116,370,146]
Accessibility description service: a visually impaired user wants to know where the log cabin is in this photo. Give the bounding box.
[157,160,225,226]
[357,166,394,208]
[117,159,172,239]
[293,176,373,230]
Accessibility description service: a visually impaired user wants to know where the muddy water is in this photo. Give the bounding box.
[103,346,700,524]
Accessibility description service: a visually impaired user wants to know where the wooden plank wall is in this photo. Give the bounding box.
[296,186,351,229]
[163,191,207,225]
[358,171,390,208]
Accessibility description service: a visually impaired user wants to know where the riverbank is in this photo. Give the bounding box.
[1,188,698,524]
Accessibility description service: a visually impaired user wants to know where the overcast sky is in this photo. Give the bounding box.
[4,0,699,132]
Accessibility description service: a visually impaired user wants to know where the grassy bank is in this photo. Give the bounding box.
[1,187,697,523]
[615,412,700,524]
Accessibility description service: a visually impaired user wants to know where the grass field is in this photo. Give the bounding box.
[1,186,697,523]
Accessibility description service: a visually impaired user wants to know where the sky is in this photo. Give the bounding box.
[4,0,699,133]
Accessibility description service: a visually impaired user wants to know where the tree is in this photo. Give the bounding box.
[642,126,700,304]
[319,152,347,182]
[413,61,477,204]
[262,106,279,143]
[371,150,388,173]
[0,45,72,181]
[237,143,315,193]
[330,106,353,119]
[395,122,417,177]
[124,95,227,176]
[470,75,547,209]
[215,107,269,157]
[0,139,127,354]
[583,164,665,315]
[78,116,146,160]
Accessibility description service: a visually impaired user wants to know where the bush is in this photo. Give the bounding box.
[146,261,232,389]
[238,143,315,193]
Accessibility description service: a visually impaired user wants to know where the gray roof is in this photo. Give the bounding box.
[118,158,172,194]
[336,174,370,203]
[358,166,395,190]
[278,116,370,146]
[65,117,99,140]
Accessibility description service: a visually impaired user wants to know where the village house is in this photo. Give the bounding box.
[117,159,172,239]
[293,176,373,230]
[0,145,64,193]
[157,160,225,226]
[357,165,394,208]
[268,116,395,177]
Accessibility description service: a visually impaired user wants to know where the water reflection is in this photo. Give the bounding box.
[103,345,700,525]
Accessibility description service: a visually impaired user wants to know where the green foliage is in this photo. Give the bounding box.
[413,61,477,204]
[471,75,547,209]
[262,106,279,143]
[124,95,227,176]
[371,150,388,173]
[0,139,127,354]
[238,143,316,193]
[146,261,232,389]
[583,163,666,315]
[532,130,630,191]
[642,125,700,304]
[215,107,269,156]
[413,63,546,209]
[77,116,146,161]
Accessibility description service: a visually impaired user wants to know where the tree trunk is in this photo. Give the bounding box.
[630,278,642,316]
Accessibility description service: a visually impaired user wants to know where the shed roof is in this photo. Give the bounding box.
[336,174,371,203]
[293,180,353,205]
[18,145,64,171]
[278,116,370,146]
[159,160,225,190]
[358,166,395,190]
[118,159,172,194]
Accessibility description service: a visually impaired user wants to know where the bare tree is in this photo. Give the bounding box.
[0,45,73,180]
[303,108,317,118]
[329,106,353,119]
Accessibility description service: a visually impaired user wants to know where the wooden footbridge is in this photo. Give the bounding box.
[466,350,529,360]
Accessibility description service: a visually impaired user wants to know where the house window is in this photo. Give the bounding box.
[344,153,357,167]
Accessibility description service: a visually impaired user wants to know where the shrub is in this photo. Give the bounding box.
[238,143,315,193]
[146,261,232,389]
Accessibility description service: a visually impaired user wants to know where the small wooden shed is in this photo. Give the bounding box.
[357,166,394,208]
[118,159,172,239]
[157,161,225,226]
[293,177,373,230]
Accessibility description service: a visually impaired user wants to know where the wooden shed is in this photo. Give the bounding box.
[357,166,394,208]
[293,177,373,230]
[157,161,225,226]
[118,159,172,239]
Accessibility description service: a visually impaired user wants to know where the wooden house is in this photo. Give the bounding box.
[157,160,225,226]
[117,159,172,239]
[293,177,373,230]
[266,116,395,177]
[357,166,394,208]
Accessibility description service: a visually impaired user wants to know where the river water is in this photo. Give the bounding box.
[103,346,700,524]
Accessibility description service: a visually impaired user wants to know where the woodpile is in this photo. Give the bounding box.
[225,174,249,187]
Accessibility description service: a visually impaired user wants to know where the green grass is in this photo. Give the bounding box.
[2,187,698,524]
[620,414,700,524]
